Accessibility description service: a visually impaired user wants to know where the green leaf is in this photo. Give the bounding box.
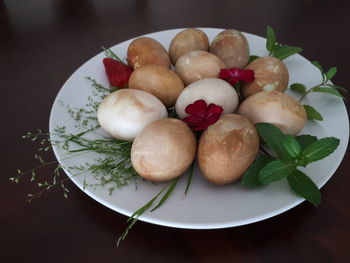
[242,154,275,187]
[266,26,277,52]
[151,178,179,212]
[287,169,321,207]
[255,123,292,161]
[259,160,297,184]
[311,61,325,81]
[295,135,318,150]
[303,104,323,121]
[326,67,337,80]
[312,87,344,99]
[290,83,307,94]
[272,45,303,60]
[185,161,195,195]
[249,55,260,63]
[301,137,340,165]
[325,84,348,94]
[282,135,301,158]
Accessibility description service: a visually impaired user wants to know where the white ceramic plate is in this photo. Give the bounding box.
[49,28,349,229]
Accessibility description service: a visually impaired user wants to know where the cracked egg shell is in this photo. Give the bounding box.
[175,50,226,86]
[210,29,250,69]
[97,89,167,141]
[198,114,259,185]
[241,56,289,98]
[131,118,197,182]
[238,90,307,135]
[127,37,171,70]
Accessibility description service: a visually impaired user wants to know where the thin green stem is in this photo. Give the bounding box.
[299,80,327,102]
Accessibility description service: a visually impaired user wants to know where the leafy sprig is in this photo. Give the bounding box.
[290,61,346,121]
[242,123,340,207]
[265,26,303,60]
[291,61,346,101]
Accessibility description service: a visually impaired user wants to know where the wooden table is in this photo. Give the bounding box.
[1,0,349,262]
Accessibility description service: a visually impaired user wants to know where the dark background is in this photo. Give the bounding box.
[1,0,349,262]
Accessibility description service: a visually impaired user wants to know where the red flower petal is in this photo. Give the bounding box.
[207,103,224,115]
[182,100,223,131]
[238,69,255,82]
[185,99,207,117]
[219,68,255,86]
[219,68,233,79]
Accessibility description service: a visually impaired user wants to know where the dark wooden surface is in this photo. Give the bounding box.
[1,0,350,262]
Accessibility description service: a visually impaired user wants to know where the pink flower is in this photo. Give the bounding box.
[182,100,223,131]
[219,68,255,86]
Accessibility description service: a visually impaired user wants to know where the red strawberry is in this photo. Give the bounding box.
[103,58,133,88]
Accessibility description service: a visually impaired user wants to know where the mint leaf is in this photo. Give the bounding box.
[249,55,260,63]
[282,135,301,158]
[259,160,297,184]
[290,83,306,94]
[272,45,302,60]
[303,105,323,121]
[255,123,292,161]
[266,26,277,52]
[325,67,337,80]
[287,169,321,207]
[312,87,344,98]
[242,154,275,187]
[301,137,340,165]
[312,61,325,81]
[295,135,318,150]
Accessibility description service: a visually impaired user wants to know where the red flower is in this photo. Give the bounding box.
[219,68,255,86]
[182,100,223,131]
[103,58,133,88]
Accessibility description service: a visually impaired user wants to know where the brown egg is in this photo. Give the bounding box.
[198,114,259,185]
[127,37,171,69]
[210,29,250,69]
[131,118,197,182]
[241,56,289,98]
[128,64,184,107]
[175,50,226,86]
[169,28,210,64]
[238,90,307,135]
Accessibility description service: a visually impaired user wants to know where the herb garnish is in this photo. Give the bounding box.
[242,123,340,207]
[249,26,303,62]
[290,61,346,121]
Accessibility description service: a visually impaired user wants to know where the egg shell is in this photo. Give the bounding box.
[131,118,197,182]
[127,37,171,69]
[241,56,289,98]
[175,78,239,119]
[97,89,167,141]
[238,90,307,135]
[175,50,226,86]
[210,29,250,69]
[169,28,210,64]
[198,114,259,185]
[128,64,184,107]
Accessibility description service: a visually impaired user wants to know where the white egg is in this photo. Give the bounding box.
[175,78,239,119]
[97,89,167,141]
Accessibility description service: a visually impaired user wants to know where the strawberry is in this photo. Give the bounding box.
[103,57,133,89]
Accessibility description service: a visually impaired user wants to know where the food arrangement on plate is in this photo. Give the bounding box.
[12,27,348,246]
